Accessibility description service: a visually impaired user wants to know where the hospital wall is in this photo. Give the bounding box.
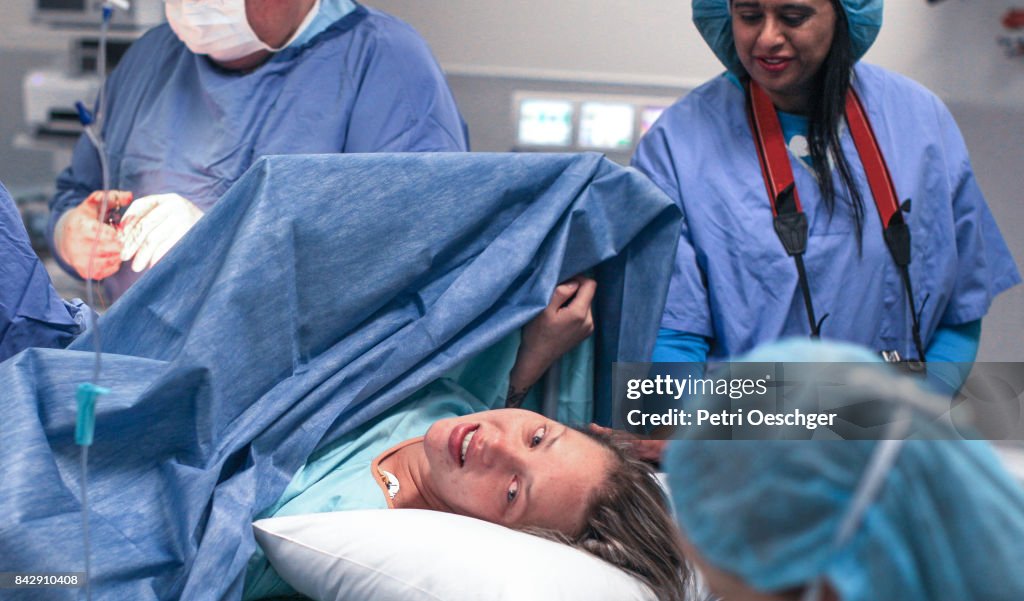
[0,2,90,191]
[0,0,1020,359]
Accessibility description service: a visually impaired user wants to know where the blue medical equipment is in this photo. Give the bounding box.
[71,4,130,599]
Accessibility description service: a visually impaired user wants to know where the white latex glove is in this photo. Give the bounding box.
[119,193,204,273]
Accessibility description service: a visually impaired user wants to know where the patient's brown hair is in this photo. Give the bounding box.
[523,430,694,601]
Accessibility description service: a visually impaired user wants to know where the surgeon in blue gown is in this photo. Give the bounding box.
[48,0,468,302]
[633,0,1020,376]
[1,182,91,361]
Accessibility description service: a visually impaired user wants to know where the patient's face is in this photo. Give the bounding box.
[423,409,612,535]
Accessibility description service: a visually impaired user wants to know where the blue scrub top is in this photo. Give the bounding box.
[632,63,1020,360]
[48,4,468,301]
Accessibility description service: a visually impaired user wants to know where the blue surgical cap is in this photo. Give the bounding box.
[665,339,1024,601]
[693,0,884,75]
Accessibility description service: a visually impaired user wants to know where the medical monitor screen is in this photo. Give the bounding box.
[640,106,669,137]
[577,102,635,150]
[516,99,574,147]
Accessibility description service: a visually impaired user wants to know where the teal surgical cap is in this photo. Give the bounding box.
[692,0,884,75]
[665,339,1024,601]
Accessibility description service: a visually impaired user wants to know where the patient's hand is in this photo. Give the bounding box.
[508,276,596,401]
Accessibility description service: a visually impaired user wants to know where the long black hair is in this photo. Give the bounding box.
[806,0,866,242]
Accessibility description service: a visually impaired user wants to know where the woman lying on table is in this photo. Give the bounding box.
[245,277,693,601]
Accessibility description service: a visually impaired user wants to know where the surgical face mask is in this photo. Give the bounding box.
[164,0,271,63]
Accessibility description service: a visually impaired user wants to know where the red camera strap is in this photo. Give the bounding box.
[745,80,925,359]
[748,81,802,216]
[844,90,901,230]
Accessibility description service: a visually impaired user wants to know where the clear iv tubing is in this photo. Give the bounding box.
[78,6,115,600]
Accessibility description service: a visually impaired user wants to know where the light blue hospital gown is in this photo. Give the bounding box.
[632,63,1020,360]
[243,334,521,599]
[48,2,468,301]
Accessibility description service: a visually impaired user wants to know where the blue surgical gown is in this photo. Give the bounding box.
[48,4,468,301]
[632,63,1020,360]
[3,152,678,601]
[1,182,90,360]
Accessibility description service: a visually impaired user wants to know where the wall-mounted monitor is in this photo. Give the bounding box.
[577,102,635,150]
[639,105,670,137]
[516,98,575,147]
[512,92,684,156]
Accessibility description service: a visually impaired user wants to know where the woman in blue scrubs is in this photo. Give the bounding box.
[633,0,1019,373]
[48,0,468,302]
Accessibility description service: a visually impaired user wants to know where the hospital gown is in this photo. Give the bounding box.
[245,376,492,598]
[242,328,597,598]
[48,3,468,300]
[243,331,522,598]
[633,63,1020,360]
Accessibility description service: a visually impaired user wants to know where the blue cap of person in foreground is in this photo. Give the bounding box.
[664,338,1024,601]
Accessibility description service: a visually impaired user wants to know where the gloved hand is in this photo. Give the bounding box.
[54,189,133,280]
[119,193,204,273]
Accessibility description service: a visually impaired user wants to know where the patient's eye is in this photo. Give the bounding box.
[530,426,546,448]
[507,478,519,504]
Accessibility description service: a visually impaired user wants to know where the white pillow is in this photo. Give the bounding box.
[253,509,656,601]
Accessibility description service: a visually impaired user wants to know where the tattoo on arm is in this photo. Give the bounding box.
[505,384,530,408]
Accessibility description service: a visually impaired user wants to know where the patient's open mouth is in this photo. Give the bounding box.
[449,423,479,467]
[460,429,477,465]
